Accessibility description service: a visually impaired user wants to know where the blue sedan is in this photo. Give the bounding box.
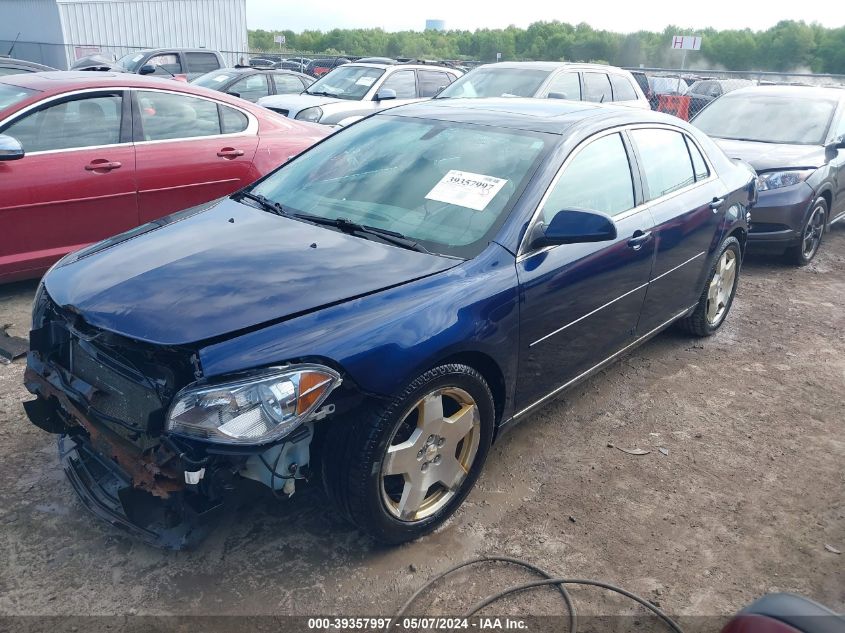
[24,99,755,548]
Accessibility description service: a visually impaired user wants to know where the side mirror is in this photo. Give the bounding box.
[825,135,845,152]
[139,64,156,75]
[375,88,396,101]
[529,209,617,249]
[0,134,24,161]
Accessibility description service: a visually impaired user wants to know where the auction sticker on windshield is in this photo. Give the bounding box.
[425,170,508,211]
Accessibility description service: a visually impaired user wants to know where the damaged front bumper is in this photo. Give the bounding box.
[24,355,221,549]
[23,291,334,549]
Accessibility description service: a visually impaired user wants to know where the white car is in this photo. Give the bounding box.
[437,61,650,109]
[257,62,462,126]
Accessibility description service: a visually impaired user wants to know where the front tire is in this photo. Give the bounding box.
[677,236,741,337]
[785,198,826,265]
[322,364,494,544]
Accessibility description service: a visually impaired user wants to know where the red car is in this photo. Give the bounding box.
[0,72,329,282]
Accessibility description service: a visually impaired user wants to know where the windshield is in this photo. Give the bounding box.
[693,93,837,145]
[114,52,146,72]
[0,83,36,113]
[193,70,239,87]
[438,68,551,99]
[304,66,384,100]
[248,115,551,258]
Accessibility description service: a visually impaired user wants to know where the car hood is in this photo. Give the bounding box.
[712,138,826,172]
[257,93,345,115]
[44,198,460,346]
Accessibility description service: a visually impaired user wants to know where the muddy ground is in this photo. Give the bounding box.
[0,230,842,625]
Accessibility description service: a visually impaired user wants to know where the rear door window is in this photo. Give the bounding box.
[185,52,221,74]
[137,91,221,140]
[583,72,612,103]
[220,105,249,134]
[546,72,581,100]
[630,128,696,200]
[609,75,637,101]
[685,137,710,181]
[1,93,123,152]
[541,132,635,220]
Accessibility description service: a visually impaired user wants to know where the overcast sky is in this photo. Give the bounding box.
[246,0,845,32]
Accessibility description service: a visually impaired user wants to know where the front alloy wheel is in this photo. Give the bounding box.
[381,387,481,521]
[786,198,826,265]
[322,364,494,543]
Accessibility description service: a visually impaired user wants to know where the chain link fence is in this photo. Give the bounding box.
[626,67,845,120]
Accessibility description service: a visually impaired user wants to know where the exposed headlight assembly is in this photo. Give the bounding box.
[756,169,814,191]
[167,365,341,445]
[295,106,323,123]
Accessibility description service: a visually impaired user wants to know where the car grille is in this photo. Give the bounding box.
[269,107,290,117]
[33,293,191,441]
[70,338,164,434]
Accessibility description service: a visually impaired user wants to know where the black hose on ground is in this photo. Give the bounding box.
[392,556,685,633]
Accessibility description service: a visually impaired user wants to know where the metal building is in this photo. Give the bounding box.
[0,0,248,69]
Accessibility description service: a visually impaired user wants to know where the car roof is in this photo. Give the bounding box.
[0,71,190,91]
[382,97,685,134]
[341,62,459,72]
[721,84,845,99]
[0,71,269,111]
[475,61,630,73]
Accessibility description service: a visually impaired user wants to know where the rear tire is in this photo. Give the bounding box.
[677,236,741,337]
[321,364,494,544]
[784,198,826,265]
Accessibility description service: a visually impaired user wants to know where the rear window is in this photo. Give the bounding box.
[0,83,36,112]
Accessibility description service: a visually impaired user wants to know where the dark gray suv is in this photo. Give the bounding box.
[693,85,845,264]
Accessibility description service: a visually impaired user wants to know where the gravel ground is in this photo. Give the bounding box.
[0,229,842,623]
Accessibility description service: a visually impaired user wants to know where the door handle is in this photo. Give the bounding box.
[84,160,122,172]
[217,148,245,159]
[627,230,653,250]
[710,197,725,211]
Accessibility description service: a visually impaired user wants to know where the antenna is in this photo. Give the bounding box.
[7,32,20,57]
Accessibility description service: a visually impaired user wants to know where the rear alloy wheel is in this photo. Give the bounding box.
[786,198,826,265]
[321,364,494,543]
[678,236,742,337]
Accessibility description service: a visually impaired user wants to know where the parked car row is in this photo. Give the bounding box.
[2,57,843,550]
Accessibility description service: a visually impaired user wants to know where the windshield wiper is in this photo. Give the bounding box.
[305,90,338,98]
[234,191,291,217]
[292,214,433,254]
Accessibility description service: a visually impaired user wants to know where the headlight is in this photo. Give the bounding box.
[756,169,814,192]
[167,365,341,445]
[295,106,323,123]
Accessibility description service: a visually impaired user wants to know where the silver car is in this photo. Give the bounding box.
[257,62,463,126]
[437,62,650,109]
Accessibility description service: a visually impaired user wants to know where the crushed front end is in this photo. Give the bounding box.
[23,286,340,549]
